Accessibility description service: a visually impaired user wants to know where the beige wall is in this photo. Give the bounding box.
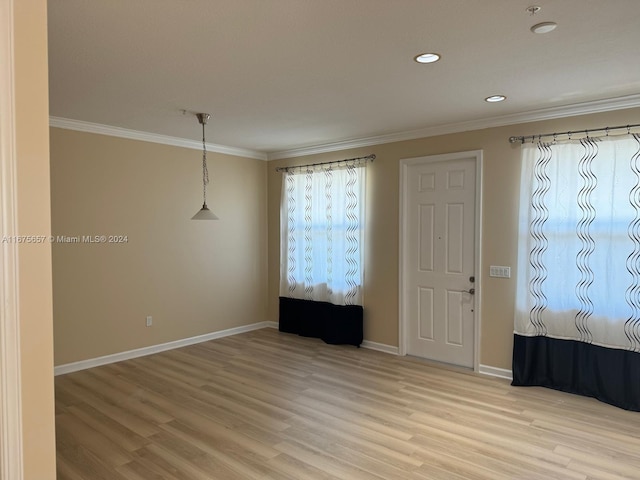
[50,129,268,365]
[13,0,57,477]
[48,98,639,372]
[268,107,640,370]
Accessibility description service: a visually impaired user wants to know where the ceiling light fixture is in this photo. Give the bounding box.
[531,21,557,34]
[191,113,219,220]
[414,53,441,64]
[485,95,506,103]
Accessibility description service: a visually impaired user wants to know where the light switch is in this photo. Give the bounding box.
[489,265,511,278]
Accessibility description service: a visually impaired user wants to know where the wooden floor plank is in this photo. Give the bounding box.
[55,328,640,479]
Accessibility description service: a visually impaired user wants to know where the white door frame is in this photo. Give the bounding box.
[399,150,483,371]
[0,0,24,479]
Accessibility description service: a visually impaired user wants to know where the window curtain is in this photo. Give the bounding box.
[513,134,640,410]
[279,165,365,346]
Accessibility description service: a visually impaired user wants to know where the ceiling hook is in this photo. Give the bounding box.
[526,5,541,15]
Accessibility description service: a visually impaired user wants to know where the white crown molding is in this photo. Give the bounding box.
[49,116,268,161]
[267,94,640,159]
[50,94,640,162]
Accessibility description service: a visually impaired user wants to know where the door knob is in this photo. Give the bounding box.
[464,288,475,295]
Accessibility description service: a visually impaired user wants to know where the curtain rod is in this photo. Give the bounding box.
[275,154,375,172]
[509,123,640,144]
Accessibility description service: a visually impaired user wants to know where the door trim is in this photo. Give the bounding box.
[399,150,483,371]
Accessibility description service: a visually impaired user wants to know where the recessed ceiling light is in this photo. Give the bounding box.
[531,21,557,34]
[485,95,506,103]
[414,53,441,64]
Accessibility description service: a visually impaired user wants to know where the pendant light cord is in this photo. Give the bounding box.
[201,121,209,205]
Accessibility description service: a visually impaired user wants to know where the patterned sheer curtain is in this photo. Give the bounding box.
[513,133,640,411]
[280,164,365,306]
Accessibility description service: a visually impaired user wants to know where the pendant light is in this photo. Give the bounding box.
[191,113,219,220]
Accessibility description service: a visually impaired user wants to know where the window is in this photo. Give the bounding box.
[279,165,365,306]
[512,134,640,411]
[515,134,640,350]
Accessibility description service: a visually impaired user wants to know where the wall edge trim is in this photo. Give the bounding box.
[50,96,640,163]
[361,340,399,355]
[478,364,513,380]
[49,116,268,161]
[267,94,640,159]
[54,321,276,376]
[0,0,24,477]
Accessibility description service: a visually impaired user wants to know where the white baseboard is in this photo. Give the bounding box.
[270,320,399,355]
[54,321,277,376]
[361,340,399,355]
[478,364,513,380]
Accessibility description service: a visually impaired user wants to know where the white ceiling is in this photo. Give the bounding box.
[47,0,640,158]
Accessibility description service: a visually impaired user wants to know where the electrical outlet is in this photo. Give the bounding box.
[146,316,153,327]
[489,265,511,278]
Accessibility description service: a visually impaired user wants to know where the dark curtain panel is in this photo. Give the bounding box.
[279,297,363,347]
[512,334,640,411]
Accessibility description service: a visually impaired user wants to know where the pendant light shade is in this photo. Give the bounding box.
[192,204,219,220]
[192,112,219,220]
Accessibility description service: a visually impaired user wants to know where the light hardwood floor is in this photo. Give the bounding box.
[55,328,640,479]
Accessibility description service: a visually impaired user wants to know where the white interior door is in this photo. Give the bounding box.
[401,152,479,368]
